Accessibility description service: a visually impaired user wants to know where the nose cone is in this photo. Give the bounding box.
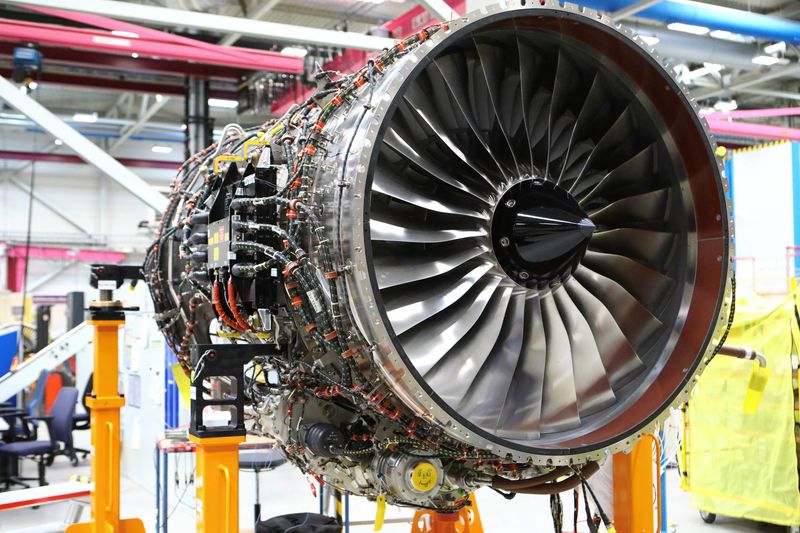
[512,208,596,264]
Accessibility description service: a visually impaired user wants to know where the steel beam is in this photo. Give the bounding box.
[109,95,170,152]
[2,0,397,51]
[610,0,662,21]
[690,64,800,100]
[739,88,800,102]
[218,0,282,47]
[418,0,458,21]
[6,177,94,237]
[0,75,168,211]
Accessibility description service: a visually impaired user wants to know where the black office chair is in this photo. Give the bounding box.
[240,447,287,525]
[0,386,79,488]
[71,374,92,459]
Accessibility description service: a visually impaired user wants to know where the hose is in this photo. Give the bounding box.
[213,279,245,332]
[491,466,572,490]
[501,462,600,495]
[227,278,252,331]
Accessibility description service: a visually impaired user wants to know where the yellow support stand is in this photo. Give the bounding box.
[190,434,245,533]
[66,312,145,533]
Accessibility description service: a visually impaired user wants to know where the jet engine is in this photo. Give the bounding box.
[143,1,732,511]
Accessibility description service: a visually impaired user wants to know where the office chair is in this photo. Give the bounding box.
[0,386,79,488]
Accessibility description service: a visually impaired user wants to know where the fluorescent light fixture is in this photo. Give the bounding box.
[699,107,715,115]
[151,145,173,154]
[280,46,308,58]
[764,41,786,55]
[703,62,724,71]
[111,30,139,39]
[131,52,139,59]
[73,112,98,123]
[713,99,737,113]
[208,98,239,109]
[752,55,788,66]
[54,139,63,146]
[667,22,710,35]
[709,30,753,43]
[638,35,660,46]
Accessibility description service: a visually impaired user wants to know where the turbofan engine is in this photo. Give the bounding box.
[144,1,732,511]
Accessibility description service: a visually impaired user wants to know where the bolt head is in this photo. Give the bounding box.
[505,199,516,208]
[499,237,510,247]
[519,271,530,280]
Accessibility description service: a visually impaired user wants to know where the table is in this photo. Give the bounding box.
[154,433,275,533]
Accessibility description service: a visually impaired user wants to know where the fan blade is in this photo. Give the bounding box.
[425,284,514,406]
[434,54,510,181]
[582,250,676,314]
[473,38,521,176]
[369,215,486,244]
[564,278,645,387]
[588,188,671,230]
[384,262,494,334]
[497,294,547,438]
[576,144,656,205]
[515,36,540,172]
[372,166,489,219]
[589,228,675,269]
[459,292,527,429]
[573,266,663,353]
[375,243,489,289]
[383,128,493,203]
[554,289,616,417]
[402,276,504,376]
[539,294,581,433]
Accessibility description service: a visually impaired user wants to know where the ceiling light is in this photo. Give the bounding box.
[111,30,139,39]
[713,99,738,113]
[54,139,63,146]
[155,93,164,102]
[151,145,173,154]
[667,22,710,35]
[27,80,38,90]
[181,123,188,131]
[638,35,660,46]
[208,98,238,109]
[73,112,98,123]
[280,46,308,58]
[764,41,786,55]
[131,52,139,59]
[752,55,788,66]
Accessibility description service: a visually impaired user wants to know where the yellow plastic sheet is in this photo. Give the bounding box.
[684,290,800,526]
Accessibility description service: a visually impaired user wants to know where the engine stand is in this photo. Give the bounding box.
[410,494,484,533]
[189,343,279,532]
[67,265,145,533]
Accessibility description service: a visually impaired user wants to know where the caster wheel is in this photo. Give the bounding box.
[45,456,54,466]
[699,510,716,524]
[70,456,79,467]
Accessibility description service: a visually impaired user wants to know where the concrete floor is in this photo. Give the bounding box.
[0,432,792,532]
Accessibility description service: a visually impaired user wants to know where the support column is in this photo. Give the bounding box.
[190,434,245,533]
[185,77,213,158]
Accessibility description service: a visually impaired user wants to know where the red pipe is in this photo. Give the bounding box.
[227,278,251,331]
[212,279,244,332]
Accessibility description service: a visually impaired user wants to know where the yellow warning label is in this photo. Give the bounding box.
[213,248,219,262]
[410,462,438,492]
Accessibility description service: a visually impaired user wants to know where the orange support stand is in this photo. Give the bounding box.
[411,494,484,533]
[612,435,661,533]
[189,434,245,533]
[66,314,145,533]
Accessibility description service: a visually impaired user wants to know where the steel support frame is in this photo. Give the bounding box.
[610,0,662,21]
[3,0,397,51]
[0,75,167,211]
[109,95,171,153]
[690,64,800,101]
